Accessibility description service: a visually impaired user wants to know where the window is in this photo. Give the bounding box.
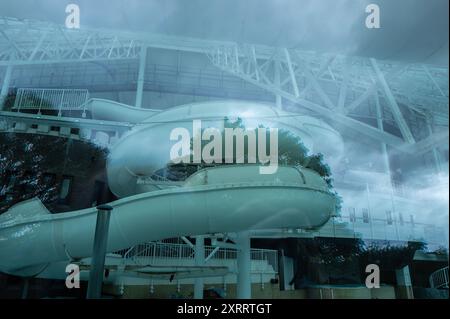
[399,212,404,226]
[362,208,370,223]
[410,214,415,227]
[70,128,80,135]
[349,207,356,223]
[386,210,393,225]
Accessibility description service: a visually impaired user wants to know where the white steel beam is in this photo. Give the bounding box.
[345,84,377,114]
[274,57,282,109]
[422,64,447,98]
[297,54,336,110]
[28,31,48,61]
[194,235,205,299]
[399,129,449,155]
[0,65,12,110]
[374,90,393,185]
[0,16,447,153]
[283,48,300,97]
[215,61,407,149]
[427,122,443,173]
[181,236,195,248]
[370,58,415,144]
[337,57,349,112]
[135,45,147,108]
[204,246,220,263]
[251,45,259,81]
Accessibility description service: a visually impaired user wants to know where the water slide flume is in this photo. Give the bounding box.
[83,98,160,123]
[0,165,335,276]
[0,100,344,277]
[103,100,344,197]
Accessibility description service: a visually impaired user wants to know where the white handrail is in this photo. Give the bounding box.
[12,88,89,114]
[118,241,278,272]
[429,266,449,289]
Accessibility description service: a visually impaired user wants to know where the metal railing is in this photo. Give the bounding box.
[13,88,89,116]
[430,266,449,289]
[117,241,278,272]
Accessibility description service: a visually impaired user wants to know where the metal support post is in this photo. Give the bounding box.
[86,204,113,299]
[135,45,147,108]
[194,235,205,299]
[0,65,13,110]
[236,231,251,299]
[21,278,30,299]
[274,58,282,109]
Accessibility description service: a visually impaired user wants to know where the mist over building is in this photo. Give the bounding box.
[0,0,448,300]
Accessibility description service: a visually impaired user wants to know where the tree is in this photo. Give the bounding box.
[359,241,426,284]
[164,116,342,213]
[0,133,107,213]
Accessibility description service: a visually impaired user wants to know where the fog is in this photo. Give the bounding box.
[331,134,449,246]
[0,0,448,65]
[0,0,448,245]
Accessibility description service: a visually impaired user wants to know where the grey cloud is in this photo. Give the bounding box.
[0,0,447,65]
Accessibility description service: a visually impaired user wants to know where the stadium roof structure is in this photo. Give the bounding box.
[0,16,448,155]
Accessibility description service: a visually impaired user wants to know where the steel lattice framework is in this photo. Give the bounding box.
[0,16,448,155]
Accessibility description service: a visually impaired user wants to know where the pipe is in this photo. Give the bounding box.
[193,235,205,299]
[236,231,251,299]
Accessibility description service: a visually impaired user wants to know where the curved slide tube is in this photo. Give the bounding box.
[0,100,342,277]
[85,98,160,123]
[0,165,336,276]
[104,100,345,197]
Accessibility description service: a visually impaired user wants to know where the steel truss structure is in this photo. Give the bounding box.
[0,16,448,156]
[207,45,448,152]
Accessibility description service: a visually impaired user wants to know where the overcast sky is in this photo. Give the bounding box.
[0,0,448,64]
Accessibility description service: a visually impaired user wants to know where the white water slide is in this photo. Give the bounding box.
[0,99,344,277]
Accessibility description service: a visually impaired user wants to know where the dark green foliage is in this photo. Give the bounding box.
[1,89,17,111]
[360,241,426,271]
[173,116,334,179]
[0,134,64,212]
[275,129,309,166]
[0,133,107,213]
[167,116,341,212]
[316,237,366,265]
[291,237,366,286]
[291,238,427,286]
[1,89,55,112]
[357,241,427,285]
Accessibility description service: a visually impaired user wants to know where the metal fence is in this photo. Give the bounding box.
[13,88,89,115]
[307,214,447,246]
[430,266,449,289]
[117,241,278,272]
